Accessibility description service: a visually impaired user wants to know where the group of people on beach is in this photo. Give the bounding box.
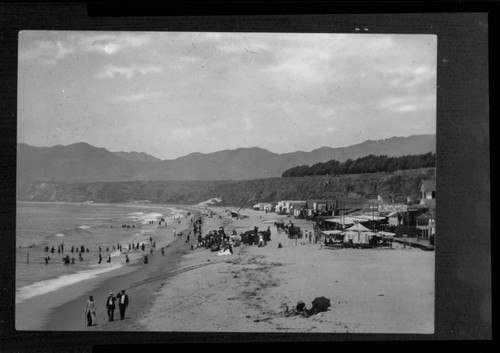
[41,238,160,266]
[85,289,129,326]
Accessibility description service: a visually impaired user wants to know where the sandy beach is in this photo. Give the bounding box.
[16,204,434,334]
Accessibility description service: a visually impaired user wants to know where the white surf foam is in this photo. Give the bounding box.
[78,225,90,229]
[127,212,164,224]
[54,233,65,237]
[16,263,123,303]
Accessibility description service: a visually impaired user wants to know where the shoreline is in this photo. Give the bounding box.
[15,205,201,331]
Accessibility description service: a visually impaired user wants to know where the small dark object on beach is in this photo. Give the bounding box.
[278,243,282,248]
[309,297,331,315]
[296,301,306,312]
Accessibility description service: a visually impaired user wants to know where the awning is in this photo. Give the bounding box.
[321,230,344,235]
[376,231,395,237]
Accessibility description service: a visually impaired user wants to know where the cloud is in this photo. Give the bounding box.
[216,41,271,54]
[77,33,151,55]
[169,120,227,140]
[107,91,164,102]
[378,65,436,89]
[95,65,163,79]
[19,39,75,64]
[378,94,435,113]
[19,32,152,64]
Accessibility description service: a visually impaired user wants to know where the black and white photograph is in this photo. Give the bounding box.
[0,5,491,350]
[15,30,438,333]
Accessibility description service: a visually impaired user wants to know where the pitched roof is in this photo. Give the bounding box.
[420,179,436,191]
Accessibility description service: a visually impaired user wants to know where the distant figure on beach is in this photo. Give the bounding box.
[143,255,148,264]
[44,246,49,252]
[116,290,129,320]
[141,243,145,251]
[125,254,129,263]
[278,243,283,248]
[85,295,97,326]
[106,246,109,252]
[86,248,89,253]
[79,252,83,261]
[98,253,102,264]
[44,257,48,265]
[161,247,165,256]
[51,246,55,253]
[106,292,116,321]
[107,254,111,263]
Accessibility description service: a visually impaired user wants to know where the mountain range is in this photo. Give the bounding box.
[17,134,435,183]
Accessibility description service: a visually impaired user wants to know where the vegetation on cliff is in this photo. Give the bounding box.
[17,167,435,207]
[282,153,436,178]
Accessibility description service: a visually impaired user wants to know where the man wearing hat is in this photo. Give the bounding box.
[116,289,129,320]
[106,291,116,321]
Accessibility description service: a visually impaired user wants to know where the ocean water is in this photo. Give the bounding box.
[16,201,185,302]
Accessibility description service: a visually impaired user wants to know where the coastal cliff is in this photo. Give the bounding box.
[16,167,435,207]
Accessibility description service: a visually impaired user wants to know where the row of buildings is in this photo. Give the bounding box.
[255,179,436,241]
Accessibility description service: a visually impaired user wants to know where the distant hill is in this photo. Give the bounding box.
[113,151,162,163]
[16,134,435,183]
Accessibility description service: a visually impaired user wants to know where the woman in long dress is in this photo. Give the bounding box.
[85,295,97,326]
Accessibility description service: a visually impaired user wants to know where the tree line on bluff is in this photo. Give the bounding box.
[282,152,436,178]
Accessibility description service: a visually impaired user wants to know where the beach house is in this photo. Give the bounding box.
[275,200,306,216]
[419,179,436,209]
[252,203,272,211]
[416,210,436,240]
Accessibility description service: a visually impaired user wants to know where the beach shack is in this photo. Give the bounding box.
[416,210,436,240]
[306,199,337,217]
[275,200,306,216]
[253,203,272,211]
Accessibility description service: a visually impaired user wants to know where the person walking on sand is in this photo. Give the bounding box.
[106,292,116,321]
[85,295,97,326]
[116,289,129,320]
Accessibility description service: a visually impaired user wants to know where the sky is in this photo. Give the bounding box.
[17,31,436,160]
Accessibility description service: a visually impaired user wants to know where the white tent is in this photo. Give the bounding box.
[342,222,377,244]
[345,223,372,232]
